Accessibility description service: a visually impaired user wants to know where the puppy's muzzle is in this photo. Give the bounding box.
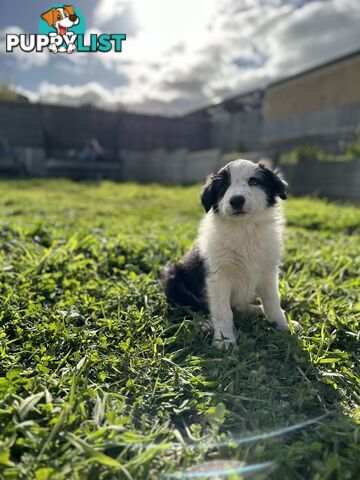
[230,195,245,214]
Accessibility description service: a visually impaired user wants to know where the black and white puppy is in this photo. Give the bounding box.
[163,159,299,349]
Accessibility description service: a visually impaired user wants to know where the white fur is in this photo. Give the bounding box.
[218,160,270,216]
[197,159,298,349]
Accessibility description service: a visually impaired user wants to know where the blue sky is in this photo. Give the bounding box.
[0,0,359,115]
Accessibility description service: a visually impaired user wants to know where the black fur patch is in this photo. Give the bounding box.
[200,167,230,213]
[257,163,288,206]
[163,248,207,311]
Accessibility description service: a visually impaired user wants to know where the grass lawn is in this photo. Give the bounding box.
[0,180,359,480]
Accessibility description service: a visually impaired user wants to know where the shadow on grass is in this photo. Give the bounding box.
[162,306,359,479]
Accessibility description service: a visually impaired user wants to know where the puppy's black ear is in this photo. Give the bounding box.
[258,162,288,200]
[200,168,230,212]
[200,173,218,213]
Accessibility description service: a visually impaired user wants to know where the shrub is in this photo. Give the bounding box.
[279,146,326,165]
[346,133,360,159]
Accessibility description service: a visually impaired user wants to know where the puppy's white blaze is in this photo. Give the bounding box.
[219,159,268,216]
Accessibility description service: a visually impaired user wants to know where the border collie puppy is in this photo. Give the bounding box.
[163,159,299,349]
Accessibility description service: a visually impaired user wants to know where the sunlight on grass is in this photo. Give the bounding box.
[0,180,359,479]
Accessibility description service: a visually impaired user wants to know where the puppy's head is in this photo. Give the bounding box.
[200,159,287,217]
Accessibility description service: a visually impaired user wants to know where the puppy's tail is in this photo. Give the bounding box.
[162,262,205,311]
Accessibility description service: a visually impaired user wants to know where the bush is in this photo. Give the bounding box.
[279,146,326,165]
[279,134,360,166]
[346,133,360,159]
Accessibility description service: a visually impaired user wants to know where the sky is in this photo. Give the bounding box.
[0,0,359,115]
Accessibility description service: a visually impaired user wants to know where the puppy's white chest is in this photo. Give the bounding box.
[217,243,262,280]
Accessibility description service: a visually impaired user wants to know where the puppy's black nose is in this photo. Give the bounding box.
[69,14,78,22]
[230,195,245,210]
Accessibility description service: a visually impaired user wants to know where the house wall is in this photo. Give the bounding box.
[263,53,360,119]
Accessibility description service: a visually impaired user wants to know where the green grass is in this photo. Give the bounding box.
[0,180,359,480]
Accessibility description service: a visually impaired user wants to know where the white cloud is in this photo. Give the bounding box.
[12,0,360,114]
[23,81,125,109]
[93,0,129,26]
[266,0,360,75]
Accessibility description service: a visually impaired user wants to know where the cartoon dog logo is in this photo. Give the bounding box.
[41,5,79,53]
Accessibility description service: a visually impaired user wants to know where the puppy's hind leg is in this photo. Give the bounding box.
[257,270,300,332]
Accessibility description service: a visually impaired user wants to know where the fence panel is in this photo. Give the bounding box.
[282,160,360,200]
[0,102,44,148]
[41,105,120,154]
[262,103,360,154]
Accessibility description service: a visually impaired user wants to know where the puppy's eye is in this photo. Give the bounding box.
[248,177,260,186]
[57,14,61,19]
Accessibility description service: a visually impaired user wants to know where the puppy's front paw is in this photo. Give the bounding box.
[274,319,300,333]
[275,321,291,332]
[212,335,236,350]
[267,309,292,332]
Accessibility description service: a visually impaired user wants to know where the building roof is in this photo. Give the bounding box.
[268,48,360,89]
[185,47,360,117]
[185,88,263,117]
